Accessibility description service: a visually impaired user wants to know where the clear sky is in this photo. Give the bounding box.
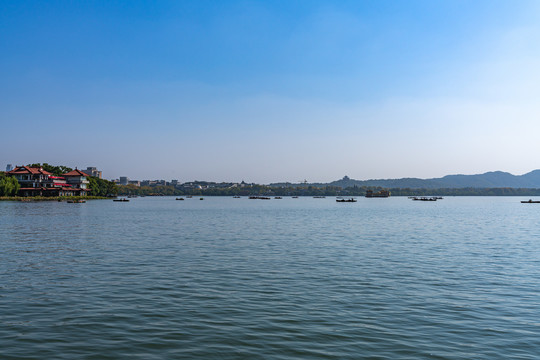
[2,0,540,183]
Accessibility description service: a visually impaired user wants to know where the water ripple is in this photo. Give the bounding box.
[1,197,540,359]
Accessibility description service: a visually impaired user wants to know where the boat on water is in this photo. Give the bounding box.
[365,190,390,198]
[292,196,299,199]
[521,199,540,203]
[113,198,129,202]
[233,196,241,198]
[412,197,437,201]
[274,196,282,199]
[313,196,326,198]
[176,198,184,200]
[67,199,86,203]
[249,196,271,200]
[186,195,193,198]
[336,198,357,203]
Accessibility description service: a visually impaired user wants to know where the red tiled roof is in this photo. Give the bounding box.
[62,169,90,177]
[7,166,53,176]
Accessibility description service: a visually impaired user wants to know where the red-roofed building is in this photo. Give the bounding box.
[62,168,90,191]
[7,166,90,197]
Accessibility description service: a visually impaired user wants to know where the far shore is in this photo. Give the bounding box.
[3,194,540,202]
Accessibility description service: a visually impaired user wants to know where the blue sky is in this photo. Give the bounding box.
[2,0,540,183]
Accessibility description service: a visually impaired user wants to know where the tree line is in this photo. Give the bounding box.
[117,184,540,197]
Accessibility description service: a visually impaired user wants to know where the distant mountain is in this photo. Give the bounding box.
[269,170,540,189]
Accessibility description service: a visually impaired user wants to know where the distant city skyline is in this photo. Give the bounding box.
[2,1,540,183]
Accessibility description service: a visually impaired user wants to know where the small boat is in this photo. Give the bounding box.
[186,195,193,198]
[67,199,86,203]
[412,197,437,201]
[336,198,357,203]
[200,197,204,200]
[176,198,184,200]
[313,196,326,198]
[521,199,540,203]
[249,196,271,200]
[233,196,241,198]
[274,196,282,199]
[113,198,129,202]
[365,190,390,198]
[292,196,299,198]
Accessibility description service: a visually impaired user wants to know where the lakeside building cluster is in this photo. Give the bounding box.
[112,176,252,191]
[6,166,91,197]
[3,163,253,197]
[3,164,105,197]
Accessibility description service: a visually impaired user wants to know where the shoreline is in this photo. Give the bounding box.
[0,196,110,201]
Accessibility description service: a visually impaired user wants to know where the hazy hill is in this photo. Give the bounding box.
[270,170,540,189]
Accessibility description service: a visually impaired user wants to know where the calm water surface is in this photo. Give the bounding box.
[1,196,540,359]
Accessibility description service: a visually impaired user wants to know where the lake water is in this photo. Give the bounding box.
[1,196,540,359]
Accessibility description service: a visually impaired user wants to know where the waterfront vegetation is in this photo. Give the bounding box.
[87,176,118,197]
[0,172,20,196]
[117,183,540,197]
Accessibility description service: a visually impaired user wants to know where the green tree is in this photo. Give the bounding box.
[88,176,118,197]
[0,176,20,196]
